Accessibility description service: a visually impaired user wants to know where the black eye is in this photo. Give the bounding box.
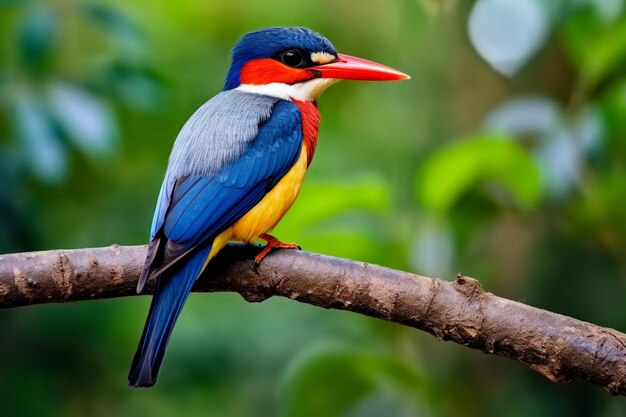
[280,49,306,68]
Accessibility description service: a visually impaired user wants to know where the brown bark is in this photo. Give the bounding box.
[0,244,625,395]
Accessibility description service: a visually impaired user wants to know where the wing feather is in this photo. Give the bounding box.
[138,99,302,290]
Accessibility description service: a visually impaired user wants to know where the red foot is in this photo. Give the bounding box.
[254,233,301,266]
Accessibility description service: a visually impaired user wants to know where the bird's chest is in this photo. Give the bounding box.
[229,147,309,242]
[228,101,320,242]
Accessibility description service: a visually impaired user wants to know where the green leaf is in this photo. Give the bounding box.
[17,6,58,68]
[582,19,626,83]
[276,175,390,233]
[272,175,391,260]
[78,3,145,57]
[0,0,34,5]
[103,64,165,110]
[279,344,430,417]
[416,136,542,212]
[561,10,626,85]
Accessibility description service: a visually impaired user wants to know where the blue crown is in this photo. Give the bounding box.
[224,27,337,90]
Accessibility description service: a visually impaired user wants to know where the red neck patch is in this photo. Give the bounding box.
[293,101,320,166]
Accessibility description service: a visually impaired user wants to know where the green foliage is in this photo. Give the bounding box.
[275,175,391,261]
[416,136,542,212]
[17,5,58,68]
[280,344,431,417]
[0,0,160,183]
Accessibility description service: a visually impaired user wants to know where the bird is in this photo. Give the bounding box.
[128,26,409,387]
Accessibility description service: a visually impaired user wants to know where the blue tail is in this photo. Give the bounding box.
[128,245,211,387]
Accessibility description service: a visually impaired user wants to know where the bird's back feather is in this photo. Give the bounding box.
[137,93,300,290]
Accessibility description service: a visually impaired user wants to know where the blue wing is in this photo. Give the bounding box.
[128,100,303,387]
[138,99,303,288]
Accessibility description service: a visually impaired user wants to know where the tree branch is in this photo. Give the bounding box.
[1,244,624,395]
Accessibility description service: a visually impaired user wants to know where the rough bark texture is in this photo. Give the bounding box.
[0,244,625,395]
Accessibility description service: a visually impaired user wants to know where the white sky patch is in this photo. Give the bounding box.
[310,52,337,65]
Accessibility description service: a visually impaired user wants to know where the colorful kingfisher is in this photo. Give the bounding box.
[128,26,409,387]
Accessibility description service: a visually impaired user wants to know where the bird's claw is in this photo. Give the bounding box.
[254,234,301,268]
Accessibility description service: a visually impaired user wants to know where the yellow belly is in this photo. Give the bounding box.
[205,146,308,263]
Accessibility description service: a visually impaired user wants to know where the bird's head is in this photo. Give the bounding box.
[224,27,409,101]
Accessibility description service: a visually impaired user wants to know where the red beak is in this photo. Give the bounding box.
[310,53,410,81]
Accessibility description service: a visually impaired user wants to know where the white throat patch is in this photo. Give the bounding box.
[236,78,338,102]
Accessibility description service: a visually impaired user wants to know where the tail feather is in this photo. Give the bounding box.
[128,245,211,388]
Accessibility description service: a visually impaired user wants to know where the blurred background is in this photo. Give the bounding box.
[1,0,625,416]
